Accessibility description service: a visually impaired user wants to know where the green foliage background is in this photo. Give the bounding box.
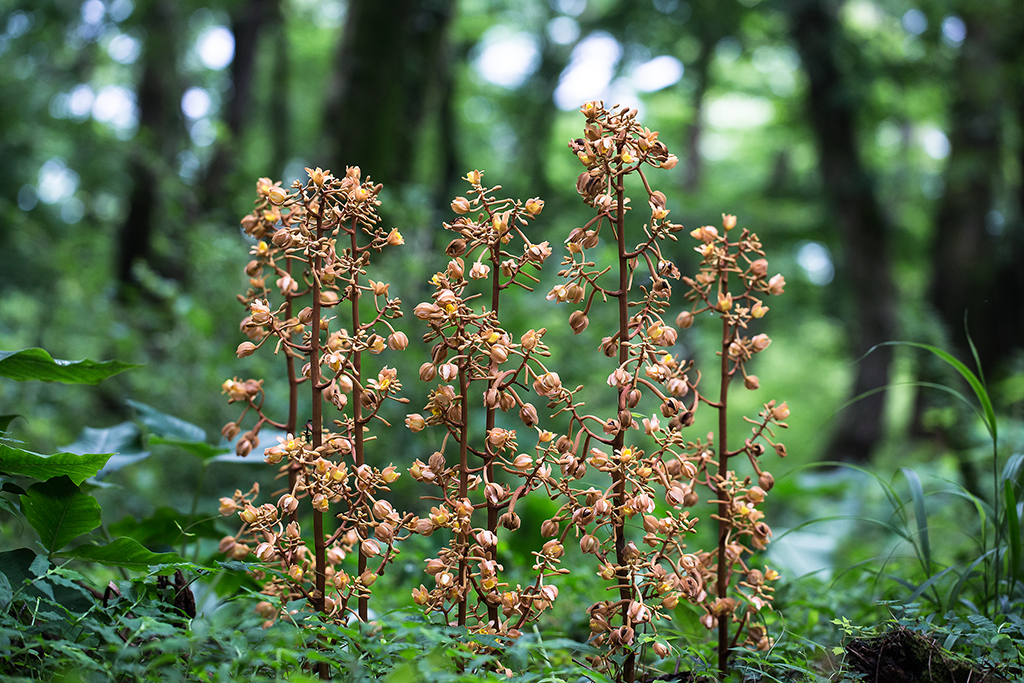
[1,0,1024,679]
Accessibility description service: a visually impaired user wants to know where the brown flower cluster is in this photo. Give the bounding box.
[541,101,788,679]
[216,106,789,683]
[404,172,565,640]
[218,166,410,628]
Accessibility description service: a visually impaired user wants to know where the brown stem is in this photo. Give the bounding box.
[485,238,500,627]
[310,190,329,681]
[717,311,731,679]
[457,359,471,628]
[613,175,635,683]
[350,217,368,623]
[285,258,300,525]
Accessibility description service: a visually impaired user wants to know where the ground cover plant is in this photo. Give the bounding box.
[3,75,1024,683]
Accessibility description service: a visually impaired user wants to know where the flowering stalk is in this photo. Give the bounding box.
[549,102,788,681]
[217,167,409,649]
[406,172,563,655]
[678,216,788,678]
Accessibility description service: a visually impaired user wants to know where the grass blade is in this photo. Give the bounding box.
[1005,478,1020,582]
[877,341,996,441]
[901,468,931,575]
[906,565,959,604]
[946,550,994,612]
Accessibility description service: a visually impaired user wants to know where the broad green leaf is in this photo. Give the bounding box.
[20,476,102,554]
[56,537,193,571]
[0,348,138,384]
[63,422,150,478]
[0,548,52,600]
[0,571,10,609]
[29,553,50,577]
[0,495,20,518]
[149,435,229,460]
[127,400,206,442]
[0,443,112,484]
[0,415,18,435]
[0,548,92,612]
[64,422,139,455]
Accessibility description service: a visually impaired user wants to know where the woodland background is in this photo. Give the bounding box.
[1,0,1023,605]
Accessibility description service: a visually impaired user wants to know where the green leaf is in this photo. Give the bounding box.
[56,537,193,572]
[0,494,22,519]
[0,548,52,600]
[0,443,112,484]
[127,400,206,442]
[0,571,10,610]
[20,476,102,554]
[0,348,138,384]
[902,468,932,574]
[1005,479,1020,581]
[0,549,92,612]
[148,435,229,460]
[64,422,138,455]
[0,415,19,435]
[62,422,150,478]
[880,342,997,441]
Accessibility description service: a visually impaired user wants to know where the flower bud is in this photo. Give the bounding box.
[676,310,694,329]
[236,436,254,457]
[500,512,521,530]
[758,471,775,491]
[451,196,471,214]
[388,331,409,350]
[569,310,589,334]
[541,519,559,537]
[236,341,257,358]
[361,539,381,558]
[278,494,299,514]
[744,374,760,390]
[580,534,600,554]
[221,422,240,441]
[405,413,426,432]
[519,403,538,428]
[267,185,288,205]
[218,535,237,554]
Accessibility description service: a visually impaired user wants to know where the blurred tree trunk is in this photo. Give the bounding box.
[116,0,183,293]
[928,10,1005,372]
[431,37,465,232]
[683,39,713,193]
[515,26,564,200]
[203,0,281,209]
[787,0,898,463]
[323,0,455,187]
